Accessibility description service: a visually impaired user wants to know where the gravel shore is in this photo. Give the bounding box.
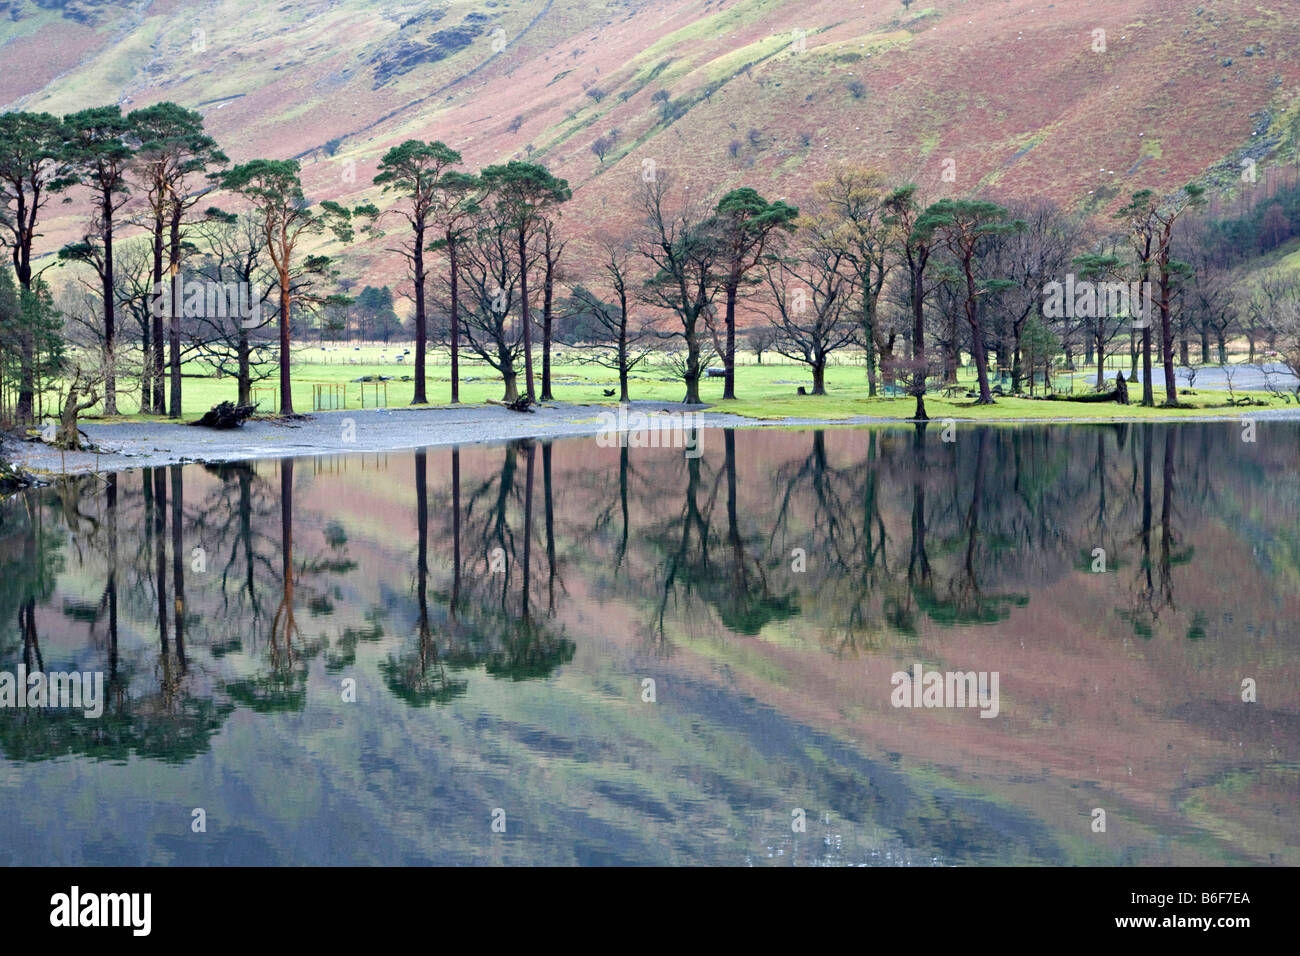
[5,400,1300,477]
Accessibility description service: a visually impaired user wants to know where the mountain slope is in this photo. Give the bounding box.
[4,0,1300,285]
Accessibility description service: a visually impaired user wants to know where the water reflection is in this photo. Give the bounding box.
[0,423,1296,865]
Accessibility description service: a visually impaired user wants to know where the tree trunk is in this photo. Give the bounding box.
[500,364,519,403]
[412,221,427,404]
[1140,324,1154,407]
[1011,333,1023,393]
[1159,267,1176,405]
[879,331,896,388]
[238,328,251,406]
[168,206,183,419]
[863,296,878,397]
[57,383,87,450]
[16,333,34,425]
[965,270,994,403]
[683,320,702,404]
[150,214,166,414]
[617,306,630,402]
[541,249,555,401]
[449,236,460,404]
[811,359,826,395]
[141,321,151,410]
[723,278,738,399]
[945,307,960,384]
[1095,327,1106,389]
[517,227,535,401]
[102,185,118,416]
[911,260,926,403]
[279,268,293,414]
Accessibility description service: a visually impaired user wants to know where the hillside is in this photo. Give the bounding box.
[4,0,1300,288]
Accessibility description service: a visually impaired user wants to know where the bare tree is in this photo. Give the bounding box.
[188,210,277,405]
[761,229,858,395]
[1271,292,1300,402]
[636,177,720,404]
[432,202,524,401]
[568,236,654,401]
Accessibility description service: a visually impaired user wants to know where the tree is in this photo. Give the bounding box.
[0,112,74,424]
[1115,190,1161,406]
[746,325,777,364]
[372,140,463,404]
[815,167,893,396]
[568,237,653,401]
[479,161,571,402]
[885,184,939,417]
[711,187,798,399]
[427,170,481,404]
[436,202,524,401]
[52,360,104,450]
[637,177,719,404]
[353,285,400,341]
[221,160,354,415]
[1241,268,1288,364]
[1179,217,1236,364]
[189,209,277,405]
[913,198,1024,404]
[1019,314,1060,394]
[1072,250,1135,389]
[61,106,136,416]
[109,241,159,408]
[127,103,227,416]
[0,268,60,425]
[1150,184,1205,405]
[761,229,857,395]
[984,199,1081,393]
[1270,291,1300,401]
[537,214,565,401]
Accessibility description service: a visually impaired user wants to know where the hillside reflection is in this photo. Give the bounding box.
[0,422,1296,864]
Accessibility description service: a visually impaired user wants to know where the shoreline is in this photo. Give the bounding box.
[6,401,1300,478]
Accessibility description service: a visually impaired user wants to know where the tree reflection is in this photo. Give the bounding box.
[383,442,574,706]
[0,420,1286,761]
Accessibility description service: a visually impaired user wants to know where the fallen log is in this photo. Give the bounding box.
[1,455,34,493]
[1046,390,1121,403]
[189,401,258,429]
[486,396,536,413]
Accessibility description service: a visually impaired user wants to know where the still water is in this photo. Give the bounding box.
[1,423,1296,865]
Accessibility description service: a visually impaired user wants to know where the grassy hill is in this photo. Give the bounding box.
[5,0,1300,287]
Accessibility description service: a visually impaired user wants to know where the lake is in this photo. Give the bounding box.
[1,422,1296,865]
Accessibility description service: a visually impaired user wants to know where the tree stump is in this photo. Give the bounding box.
[190,401,258,429]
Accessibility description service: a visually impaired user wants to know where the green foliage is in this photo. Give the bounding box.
[479,160,572,228]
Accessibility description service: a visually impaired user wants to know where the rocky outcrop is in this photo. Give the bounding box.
[371,14,491,87]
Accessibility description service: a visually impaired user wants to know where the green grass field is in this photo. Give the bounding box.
[29,343,1298,425]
